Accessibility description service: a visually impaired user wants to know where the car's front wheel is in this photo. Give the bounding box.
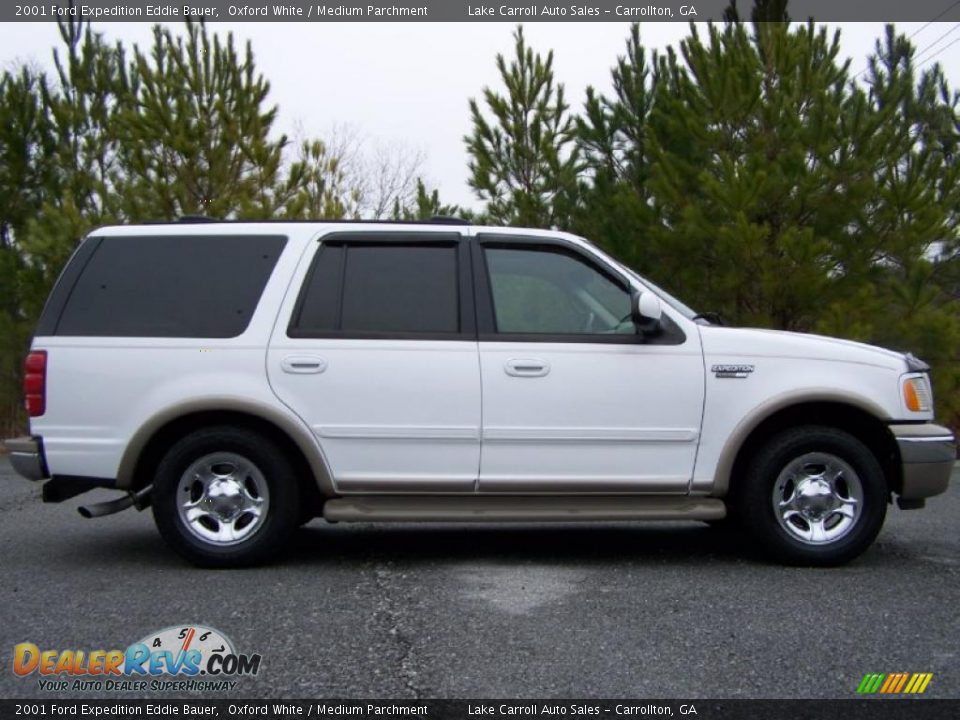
[737,426,888,566]
[152,427,300,567]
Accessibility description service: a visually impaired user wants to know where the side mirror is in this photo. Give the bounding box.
[632,291,663,334]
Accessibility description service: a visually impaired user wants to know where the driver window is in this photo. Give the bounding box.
[484,246,635,335]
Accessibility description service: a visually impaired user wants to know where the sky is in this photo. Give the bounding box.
[1,20,959,210]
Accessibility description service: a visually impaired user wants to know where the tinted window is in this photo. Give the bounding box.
[55,235,286,338]
[485,246,634,335]
[295,245,343,332]
[292,243,459,335]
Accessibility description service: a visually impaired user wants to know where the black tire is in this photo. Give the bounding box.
[152,426,300,568]
[734,426,887,566]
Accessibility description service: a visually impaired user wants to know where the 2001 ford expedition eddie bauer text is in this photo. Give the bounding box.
[5,219,956,567]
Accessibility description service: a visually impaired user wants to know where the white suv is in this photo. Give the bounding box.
[5,219,955,567]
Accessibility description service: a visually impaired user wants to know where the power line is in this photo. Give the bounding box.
[913,22,960,64]
[854,0,960,81]
[855,21,960,81]
[917,34,960,69]
[908,0,960,38]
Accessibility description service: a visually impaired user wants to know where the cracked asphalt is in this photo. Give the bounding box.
[0,457,957,699]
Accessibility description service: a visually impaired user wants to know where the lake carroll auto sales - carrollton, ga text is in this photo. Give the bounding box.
[14,3,699,20]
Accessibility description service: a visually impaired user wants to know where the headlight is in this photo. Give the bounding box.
[903,376,933,413]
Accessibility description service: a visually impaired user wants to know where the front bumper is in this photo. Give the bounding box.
[891,423,956,499]
[3,436,49,482]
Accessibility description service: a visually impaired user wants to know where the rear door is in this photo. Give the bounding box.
[267,230,481,493]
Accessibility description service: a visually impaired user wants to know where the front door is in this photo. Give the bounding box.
[475,236,705,493]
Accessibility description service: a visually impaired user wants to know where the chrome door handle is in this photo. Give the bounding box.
[281,355,327,374]
[504,358,550,378]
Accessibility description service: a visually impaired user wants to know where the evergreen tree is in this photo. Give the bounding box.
[390,179,474,222]
[0,67,57,437]
[645,20,862,330]
[822,26,960,423]
[113,20,287,220]
[465,25,579,228]
[573,23,659,268]
[21,15,128,285]
[279,139,361,219]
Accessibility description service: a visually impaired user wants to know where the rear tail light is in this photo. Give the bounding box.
[24,350,47,417]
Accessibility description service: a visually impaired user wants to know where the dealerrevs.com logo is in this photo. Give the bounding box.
[13,625,261,692]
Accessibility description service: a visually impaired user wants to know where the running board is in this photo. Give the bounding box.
[323,496,726,523]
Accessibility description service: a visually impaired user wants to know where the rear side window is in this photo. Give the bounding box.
[52,234,286,338]
[291,240,460,336]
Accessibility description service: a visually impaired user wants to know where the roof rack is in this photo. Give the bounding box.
[171,215,471,226]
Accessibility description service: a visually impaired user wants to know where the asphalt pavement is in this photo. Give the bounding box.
[0,457,957,700]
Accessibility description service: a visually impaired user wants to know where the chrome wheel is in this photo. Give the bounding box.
[176,452,270,546]
[771,452,863,545]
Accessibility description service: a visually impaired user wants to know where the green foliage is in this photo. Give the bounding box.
[114,20,286,220]
[572,23,660,269]
[644,20,860,330]
[465,25,579,228]
[0,67,57,436]
[390,179,475,222]
[276,139,360,220]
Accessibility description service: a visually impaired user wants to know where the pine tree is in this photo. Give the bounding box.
[113,20,287,221]
[0,67,57,437]
[465,25,579,228]
[20,15,128,284]
[645,20,861,330]
[828,26,960,425]
[573,23,659,269]
[390,179,474,222]
[279,139,361,219]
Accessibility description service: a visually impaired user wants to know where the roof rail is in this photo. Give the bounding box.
[178,215,219,223]
[153,216,473,226]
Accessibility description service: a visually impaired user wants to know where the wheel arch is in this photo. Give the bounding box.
[117,400,335,507]
[713,393,902,499]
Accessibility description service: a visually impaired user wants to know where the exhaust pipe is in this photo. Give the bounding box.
[78,486,152,519]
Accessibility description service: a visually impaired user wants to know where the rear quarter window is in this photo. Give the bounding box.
[46,234,287,338]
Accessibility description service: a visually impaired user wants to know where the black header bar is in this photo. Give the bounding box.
[0,700,958,720]
[4,1,960,23]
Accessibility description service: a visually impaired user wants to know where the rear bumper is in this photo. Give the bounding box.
[890,423,956,499]
[4,436,49,482]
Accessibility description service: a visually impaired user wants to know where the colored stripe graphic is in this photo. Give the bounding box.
[857,672,933,694]
[857,673,885,694]
[893,673,909,693]
[908,673,934,694]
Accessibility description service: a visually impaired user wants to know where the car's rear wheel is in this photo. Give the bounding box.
[737,426,887,566]
[152,427,299,567]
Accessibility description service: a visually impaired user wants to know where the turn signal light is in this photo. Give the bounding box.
[903,377,932,413]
